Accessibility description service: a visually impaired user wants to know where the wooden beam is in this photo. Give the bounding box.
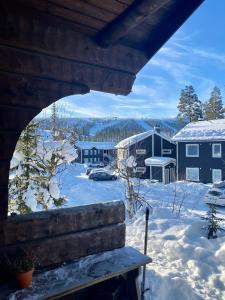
[0,45,135,95]
[0,2,148,74]
[0,201,125,245]
[0,223,126,268]
[0,72,89,109]
[19,0,107,30]
[96,0,170,47]
[0,186,9,220]
[143,0,204,59]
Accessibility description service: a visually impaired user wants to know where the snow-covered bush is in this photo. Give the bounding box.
[117,155,151,218]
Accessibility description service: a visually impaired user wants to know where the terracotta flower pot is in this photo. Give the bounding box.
[15,269,34,289]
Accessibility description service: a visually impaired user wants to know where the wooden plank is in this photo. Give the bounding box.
[86,0,128,15]
[0,45,135,95]
[0,132,21,161]
[48,0,117,22]
[0,201,125,245]
[0,162,10,186]
[0,223,126,268]
[0,186,8,220]
[0,247,151,300]
[0,72,89,109]
[0,108,39,131]
[0,4,148,74]
[141,0,204,58]
[96,0,170,47]
[19,0,106,30]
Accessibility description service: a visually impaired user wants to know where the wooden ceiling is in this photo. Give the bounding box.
[0,0,204,218]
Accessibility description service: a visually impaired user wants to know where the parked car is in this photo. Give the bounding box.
[88,169,107,179]
[85,165,104,175]
[204,182,225,206]
[91,171,117,181]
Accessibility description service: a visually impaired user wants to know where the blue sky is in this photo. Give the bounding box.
[42,0,225,119]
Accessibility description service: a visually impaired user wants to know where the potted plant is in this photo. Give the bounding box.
[5,248,36,289]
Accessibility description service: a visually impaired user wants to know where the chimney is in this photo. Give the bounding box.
[154,124,160,134]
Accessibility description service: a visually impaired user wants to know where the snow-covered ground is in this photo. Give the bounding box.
[59,164,225,300]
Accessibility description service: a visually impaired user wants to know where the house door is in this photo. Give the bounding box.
[170,168,175,182]
[165,168,170,184]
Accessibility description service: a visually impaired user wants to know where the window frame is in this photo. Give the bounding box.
[162,149,172,155]
[212,169,222,183]
[186,167,199,182]
[84,149,89,155]
[135,167,146,173]
[136,149,146,155]
[186,144,199,157]
[212,143,222,158]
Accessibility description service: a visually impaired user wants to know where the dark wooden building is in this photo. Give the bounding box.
[173,119,225,184]
[75,141,116,164]
[116,127,176,182]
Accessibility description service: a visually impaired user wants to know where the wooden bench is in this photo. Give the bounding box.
[0,247,152,300]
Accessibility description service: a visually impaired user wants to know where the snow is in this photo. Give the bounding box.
[75,141,115,150]
[116,130,154,148]
[8,157,225,299]
[49,178,60,199]
[116,130,173,148]
[173,119,225,141]
[57,165,225,299]
[89,119,121,136]
[136,120,153,131]
[145,156,176,166]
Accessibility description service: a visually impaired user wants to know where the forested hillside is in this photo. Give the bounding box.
[38,117,184,142]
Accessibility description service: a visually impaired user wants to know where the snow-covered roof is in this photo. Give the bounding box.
[172,119,225,142]
[115,130,172,148]
[76,141,116,150]
[145,156,176,166]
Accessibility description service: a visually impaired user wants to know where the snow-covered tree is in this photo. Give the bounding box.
[177,85,202,122]
[51,102,58,139]
[9,123,77,214]
[9,122,40,213]
[202,204,225,239]
[69,128,78,145]
[204,86,224,120]
[117,155,137,218]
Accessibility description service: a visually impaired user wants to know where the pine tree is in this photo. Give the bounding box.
[69,128,78,145]
[201,204,225,239]
[177,85,202,122]
[9,121,77,214]
[51,103,58,139]
[204,86,224,120]
[9,122,39,214]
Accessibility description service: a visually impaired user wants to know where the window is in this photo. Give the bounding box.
[136,149,146,155]
[84,149,89,155]
[135,167,146,173]
[212,169,222,183]
[186,168,199,181]
[162,149,172,155]
[186,144,199,157]
[212,144,221,158]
